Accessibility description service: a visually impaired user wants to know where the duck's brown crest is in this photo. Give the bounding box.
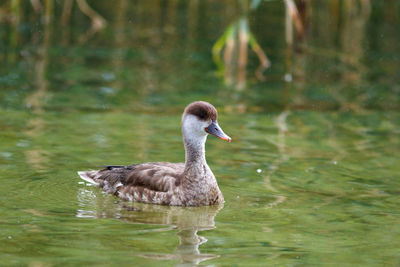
[183,101,218,121]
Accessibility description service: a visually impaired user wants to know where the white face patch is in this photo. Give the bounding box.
[182,114,211,149]
[183,115,210,136]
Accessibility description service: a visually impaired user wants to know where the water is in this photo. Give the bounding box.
[1,1,399,266]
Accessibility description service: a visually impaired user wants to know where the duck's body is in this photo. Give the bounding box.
[78,101,231,206]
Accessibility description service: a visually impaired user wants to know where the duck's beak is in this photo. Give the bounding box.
[205,121,231,142]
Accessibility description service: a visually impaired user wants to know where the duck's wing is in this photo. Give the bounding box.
[78,162,185,195]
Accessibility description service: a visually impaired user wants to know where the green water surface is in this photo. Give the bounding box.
[0,1,399,266]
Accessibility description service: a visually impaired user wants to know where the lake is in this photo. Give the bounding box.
[0,0,399,266]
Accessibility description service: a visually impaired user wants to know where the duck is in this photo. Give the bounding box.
[78,101,231,206]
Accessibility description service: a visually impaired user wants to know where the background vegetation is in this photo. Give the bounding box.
[0,0,399,113]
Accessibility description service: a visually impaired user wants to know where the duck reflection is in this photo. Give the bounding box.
[76,187,222,266]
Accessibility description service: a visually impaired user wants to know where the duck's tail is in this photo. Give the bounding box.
[78,171,100,186]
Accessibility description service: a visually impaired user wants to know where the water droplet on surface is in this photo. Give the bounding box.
[100,87,115,94]
[0,152,12,158]
[284,73,292,82]
[17,140,30,147]
[101,72,116,81]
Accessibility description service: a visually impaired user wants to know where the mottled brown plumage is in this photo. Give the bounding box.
[78,101,231,206]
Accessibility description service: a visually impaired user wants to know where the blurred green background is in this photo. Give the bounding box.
[0,1,399,266]
[1,0,399,112]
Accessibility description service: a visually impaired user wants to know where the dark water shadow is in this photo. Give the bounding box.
[76,187,222,266]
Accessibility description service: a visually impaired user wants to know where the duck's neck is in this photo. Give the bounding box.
[183,135,207,167]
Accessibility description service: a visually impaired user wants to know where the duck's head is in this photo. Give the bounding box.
[182,101,231,143]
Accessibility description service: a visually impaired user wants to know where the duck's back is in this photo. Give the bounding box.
[78,162,185,205]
